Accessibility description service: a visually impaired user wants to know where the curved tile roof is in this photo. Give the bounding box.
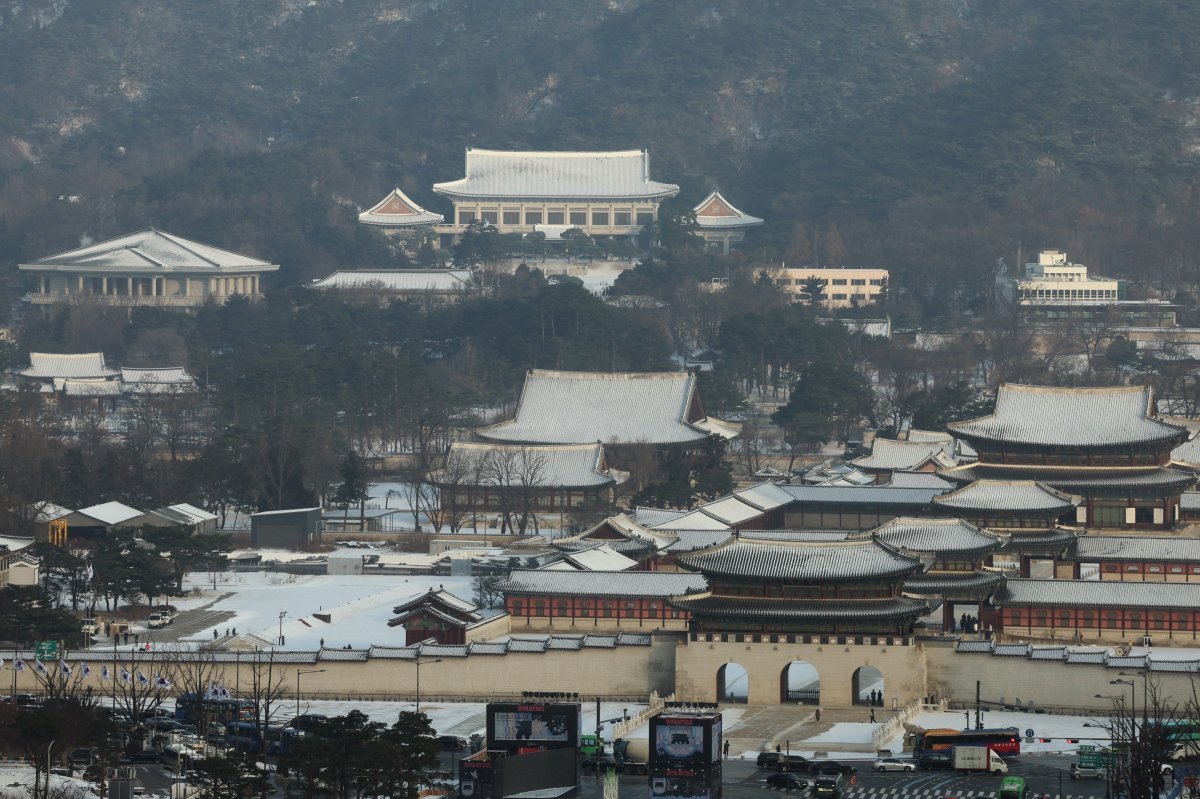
[497,569,707,597]
[358,187,443,227]
[310,269,471,292]
[692,191,763,229]
[433,149,680,200]
[437,441,619,488]
[677,536,922,582]
[22,228,277,271]
[1072,535,1200,563]
[22,352,118,380]
[932,480,1081,513]
[902,570,1005,595]
[996,577,1200,608]
[851,438,956,471]
[948,384,1187,448]
[939,464,1197,493]
[867,517,1003,556]
[668,593,929,621]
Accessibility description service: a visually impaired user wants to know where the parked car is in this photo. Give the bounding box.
[289,714,328,732]
[917,752,953,770]
[68,748,97,767]
[762,754,810,771]
[874,758,914,773]
[1070,763,1106,780]
[766,773,810,790]
[145,718,182,732]
[810,761,857,775]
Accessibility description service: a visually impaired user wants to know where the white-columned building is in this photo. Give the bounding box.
[20,229,279,309]
[432,149,679,242]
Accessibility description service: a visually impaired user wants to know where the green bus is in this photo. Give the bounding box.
[998,776,1026,799]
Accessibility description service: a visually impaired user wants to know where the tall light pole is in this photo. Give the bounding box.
[405,657,443,716]
[1118,671,1149,723]
[296,669,326,717]
[277,611,287,645]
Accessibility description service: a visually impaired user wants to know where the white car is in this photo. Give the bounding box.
[874,758,914,773]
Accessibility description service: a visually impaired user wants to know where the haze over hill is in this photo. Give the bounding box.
[1,0,1200,309]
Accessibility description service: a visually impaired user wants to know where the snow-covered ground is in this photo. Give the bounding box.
[158,571,477,650]
[0,765,98,799]
[909,710,1109,754]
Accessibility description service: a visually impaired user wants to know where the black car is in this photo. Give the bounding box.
[290,714,328,732]
[761,754,810,772]
[68,748,97,767]
[120,751,160,765]
[809,762,857,775]
[766,773,810,791]
[917,752,953,770]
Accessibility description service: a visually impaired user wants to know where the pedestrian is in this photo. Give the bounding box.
[723,740,730,759]
[134,633,139,645]
[225,628,229,637]
[232,627,237,635]
[123,632,129,645]
[213,629,219,640]
[815,708,821,723]
[320,638,325,648]
[775,744,782,754]
[870,708,876,723]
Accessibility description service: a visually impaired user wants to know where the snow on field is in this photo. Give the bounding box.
[803,722,877,745]
[910,710,1109,754]
[0,764,98,799]
[174,571,476,649]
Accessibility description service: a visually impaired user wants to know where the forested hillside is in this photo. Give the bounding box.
[2,0,1200,313]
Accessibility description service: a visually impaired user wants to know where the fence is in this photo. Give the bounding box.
[871,698,946,752]
[612,691,674,739]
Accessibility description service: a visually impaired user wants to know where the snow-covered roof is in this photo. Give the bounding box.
[477,369,734,445]
[733,481,796,511]
[851,438,956,472]
[437,441,619,488]
[75,501,143,526]
[539,544,638,572]
[692,191,763,229]
[28,502,72,523]
[61,379,121,397]
[251,507,322,517]
[358,188,444,227]
[633,506,687,527]
[120,367,196,393]
[949,384,1187,448]
[651,509,733,532]
[20,229,279,273]
[308,269,473,293]
[20,352,118,380]
[887,471,955,490]
[433,149,680,200]
[498,569,707,597]
[696,495,764,525]
[151,503,218,526]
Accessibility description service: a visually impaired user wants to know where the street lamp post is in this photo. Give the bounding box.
[277,611,287,646]
[296,669,326,717]
[405,658,443,716]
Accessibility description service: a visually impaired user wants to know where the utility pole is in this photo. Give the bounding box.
[975,681,982,729]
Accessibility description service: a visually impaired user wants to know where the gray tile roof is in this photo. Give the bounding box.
[868,517,1003,556]
[955,640,994,653]
[433,149,680,200]
[901,570,1005,595]
[996,577,1200,609]
[498,569,707,597]
[634,507,687,527]
[742,530,853,542]
[21,352,119,380]
[1028,646,1068,661]
[888,472,955,490]
[851,438,956,471]
[22,228,278,272]
[478,369,724,445]
[1073,535,1200,562]
[664,531,736,552]
[933,480,1080,513]
[1182,492,1200,510]
[949,384,1188,448]
[1171,434,1200,467]
[652,510,732,531]
[310,269,471,292]
[677,536,922,582]
[1149,660,1200,673]
[940,464,1197,492]
[358,187,444,226]
[692,191,763,229]
[669,593,929,621]
[733,482,796,511]
[779,484,947,506]
[1004,528,1079,551]
[438,441,619,489]
[992,643,1031,657]
[1065,650,1107,664]
[695,495,764,525]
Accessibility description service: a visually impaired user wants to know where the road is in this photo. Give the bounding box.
[572,754,1137,799]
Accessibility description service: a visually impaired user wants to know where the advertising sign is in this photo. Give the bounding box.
[650,775,713,799]
[650,713,723,778]
[486,702,580,752]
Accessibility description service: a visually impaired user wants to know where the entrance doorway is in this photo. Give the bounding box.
[852,665,884,706]
[717,662,748,703]
[780,661,820,704]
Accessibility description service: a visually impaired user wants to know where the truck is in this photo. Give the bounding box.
[148,612,175,629]
[953,746,1008,774]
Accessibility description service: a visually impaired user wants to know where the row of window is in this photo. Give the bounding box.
[1021,289,1118,299]
[459,210,654,227]
[1008,608,1193,630]
[785,278,886,287]
[976,452,1163,467]
[510,598,683,619]
[1101,563,1200,575]
[828,293,869,301]
[443,491,595,509]
[693,632,910,646]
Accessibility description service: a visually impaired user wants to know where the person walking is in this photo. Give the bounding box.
[815,708,821,722]
[870,708,876,723]
[723,740,730,759]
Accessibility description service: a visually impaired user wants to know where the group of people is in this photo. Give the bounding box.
[864,689,884,706]
[956,613,981,633]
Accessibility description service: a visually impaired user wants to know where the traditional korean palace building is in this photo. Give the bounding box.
[476,369,737,447]
[850,437,958,483]
[20,229,278,309]
[989,578,1200,644]
[1061,535,1200,582]
[387,588,489,646]
[496,569,706,632]
[668,535,929,639]
[357,187,443,245]
[432,149,679,244]
[691,191,762,254]
[432,441,625,517]
[859,517,1007,630]
[942,384,1194,530]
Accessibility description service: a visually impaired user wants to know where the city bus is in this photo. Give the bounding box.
[175,693,255,727]
[914,727,1022,757]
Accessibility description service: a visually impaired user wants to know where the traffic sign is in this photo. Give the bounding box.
[1078,745,1095,753]
[34,641,57,661]
[1025,728,1035,738]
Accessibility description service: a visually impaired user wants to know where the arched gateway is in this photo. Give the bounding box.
[717,662,748,703]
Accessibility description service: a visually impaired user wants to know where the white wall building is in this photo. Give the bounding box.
[1016,249,1120,305]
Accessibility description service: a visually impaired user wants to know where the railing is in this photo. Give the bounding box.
[784,689,820,705]
[872,699,945,752]
[612,691,673,739]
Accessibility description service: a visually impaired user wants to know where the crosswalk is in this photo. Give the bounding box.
[839,792,1099,799]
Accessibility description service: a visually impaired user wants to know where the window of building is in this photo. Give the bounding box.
[503,211,521,225]
[548,211,565,225]
[637,211,654,225]
[832,293,847,300]
[526,211,543,225]
[1148,565,1162,573]
[534,600,545,616]
[570,210,587,226]
[580,602,591,617]
[459,210,476,224]
[602,602,613,618]
[512,600,523,614]
[614,211,632,226]
[851,279,866,285]
[481,211,498,224]
[1171,566,1184,574]
[557,600,569,615]
[1103,564,1119,573]
[1126,564,1140,572]
[832,279,847,286]
[592,211,610,226]
[869,278,885,285]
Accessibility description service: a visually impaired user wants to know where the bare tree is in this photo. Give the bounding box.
[483,447,547,535]
[430,446,488,534]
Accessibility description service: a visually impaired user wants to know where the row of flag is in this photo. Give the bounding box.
[0,657,172,688]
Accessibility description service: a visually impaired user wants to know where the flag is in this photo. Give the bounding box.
[14,659,24,673]
[120,668,131,684]
[0,658,5,670]
[34,660,47,675]
[136,670,149,686]
[218,684,230,699]
[59,660,71,676]
[154,673,171,689]
[81,663,91,678]
[101,665,111,681]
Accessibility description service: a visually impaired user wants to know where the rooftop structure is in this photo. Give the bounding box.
[850,437,957,479]
[538,544,638,572]
[119,367,197,394]
[307,269,473,306]
[20,229,278,308]
[19,352,118,382]
[931,480,1080,515]
[1015,249,1121,306]
[553,515,676,562]
[387,588,485,646]
[476,369,736,446]
[358,187,444,230]
[432,149,679,242]
[691,191,763,254]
